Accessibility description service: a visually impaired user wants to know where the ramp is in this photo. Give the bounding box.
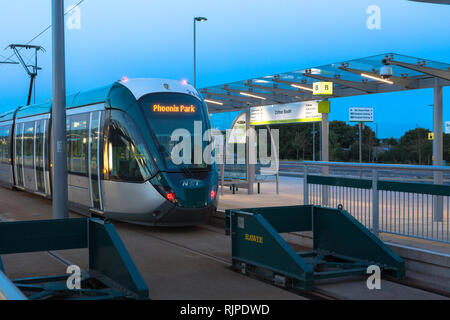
[226,205,405,291]
[0,218,148,300]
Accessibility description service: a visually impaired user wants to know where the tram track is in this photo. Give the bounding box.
[122,222,449,300]
[0,215,447,300]
[122,223,338,300]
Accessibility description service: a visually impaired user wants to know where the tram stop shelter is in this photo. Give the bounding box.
[199,53,450,194]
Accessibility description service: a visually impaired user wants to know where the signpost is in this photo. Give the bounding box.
[349,107,374,122]
[350,107,374,176]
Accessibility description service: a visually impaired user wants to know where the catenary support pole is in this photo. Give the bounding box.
[51,0,68,219]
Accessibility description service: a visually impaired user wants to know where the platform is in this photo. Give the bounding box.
[0,187,448,300]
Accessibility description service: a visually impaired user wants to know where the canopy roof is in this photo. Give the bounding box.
[200,53,450,114]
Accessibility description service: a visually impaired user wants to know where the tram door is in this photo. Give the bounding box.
[67,114,91,207]
[88,111,103,212]
[35,119,49,195]
[14,119,48,194]
[67,110,103,213]
[14,123,24,188]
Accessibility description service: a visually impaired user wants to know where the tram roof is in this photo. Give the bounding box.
[200,53,450,114]
[4,78,200,120]
[13,85,113,120]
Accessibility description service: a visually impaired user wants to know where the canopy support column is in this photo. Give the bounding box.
[321,110,329,206]
[433,79,443,222]
[246,108,255,194]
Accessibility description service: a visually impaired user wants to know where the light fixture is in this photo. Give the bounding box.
[254,79,270,83]
[240,92,266,100]
[361,73,394,84]
[195,17,208,22]
[290,84,314,92]
[204,99,224,105]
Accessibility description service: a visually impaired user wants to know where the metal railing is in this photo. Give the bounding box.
[303,161,450,244]
[0,270,27,300]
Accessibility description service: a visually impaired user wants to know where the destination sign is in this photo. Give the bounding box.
[250,101,321,125]
[349,107,373,122]
[152,104,196,113]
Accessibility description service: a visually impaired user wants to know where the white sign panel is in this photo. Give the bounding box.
[250,101,322,125]
[445,121,450,134]
[349,107,373,122]
[228,113,247,144]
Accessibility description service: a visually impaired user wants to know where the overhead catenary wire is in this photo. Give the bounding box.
[0,0,86,67]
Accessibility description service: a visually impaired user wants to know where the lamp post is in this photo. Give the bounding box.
[193,17,207,88]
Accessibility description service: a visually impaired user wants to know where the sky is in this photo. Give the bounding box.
[0,0,449,138]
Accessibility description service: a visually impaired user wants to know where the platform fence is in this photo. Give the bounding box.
[303,162,450,244]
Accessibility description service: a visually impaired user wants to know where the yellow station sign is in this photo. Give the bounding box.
[313,82,333,96]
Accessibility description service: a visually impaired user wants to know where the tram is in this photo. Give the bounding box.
[0,78,218,226]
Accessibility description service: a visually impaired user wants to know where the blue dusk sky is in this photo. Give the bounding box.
[0,0,449,138]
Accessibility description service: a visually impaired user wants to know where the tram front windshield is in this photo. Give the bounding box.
[139,93,211,171]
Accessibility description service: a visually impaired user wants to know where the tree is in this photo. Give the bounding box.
[379,128,432,164]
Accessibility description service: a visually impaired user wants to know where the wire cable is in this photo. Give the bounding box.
[0,0,86,66]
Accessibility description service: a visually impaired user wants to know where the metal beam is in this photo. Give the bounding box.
[273,78,343,97]
[222,86,287,104]
[338,66,419,89]
[0,61,19,65]
[245,82,307,98]
[384,58,450,82]
[202,90,263,105]
[272,78,314,91]
[302,72,378,93]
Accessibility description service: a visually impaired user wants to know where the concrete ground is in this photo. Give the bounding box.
[0,186,448,300]
[0,187,303,300]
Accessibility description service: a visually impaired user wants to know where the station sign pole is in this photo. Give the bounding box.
[51,0,69,219]
[433,78,443,221]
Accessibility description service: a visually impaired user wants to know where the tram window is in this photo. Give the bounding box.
[108,110,155,182]
[23,122,34,168]
[15,124,22,163]
[67,114,88,175]
[0,126,11,164]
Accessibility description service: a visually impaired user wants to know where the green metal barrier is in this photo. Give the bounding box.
[227,205,405,291]
[0,218,148,300]
[307,174,450,195]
